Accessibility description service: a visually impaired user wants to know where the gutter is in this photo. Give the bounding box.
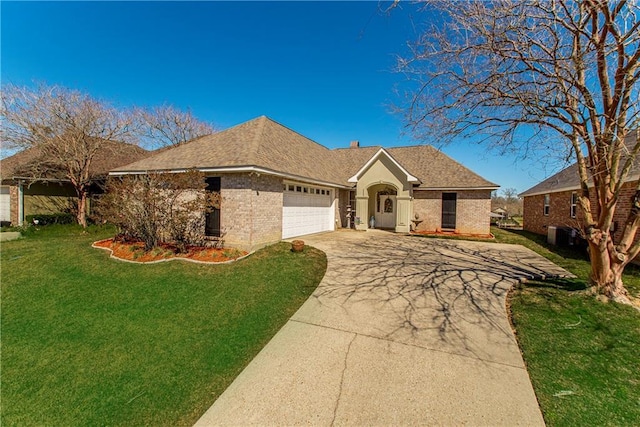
[109,166,354,190]
[415,186,499,191]
[520,172,640,198]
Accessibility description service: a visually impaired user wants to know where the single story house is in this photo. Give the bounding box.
[111,116,499,251]
[0,141,149,226]
[520,129,640,245]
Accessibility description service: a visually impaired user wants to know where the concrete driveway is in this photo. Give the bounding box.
[195,230,573,426]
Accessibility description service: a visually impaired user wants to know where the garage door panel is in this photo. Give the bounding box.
[0,187,11,222]
[282,191,332,239]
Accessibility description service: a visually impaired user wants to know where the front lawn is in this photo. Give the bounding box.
[494,228,640,426]
[1,225,326,426]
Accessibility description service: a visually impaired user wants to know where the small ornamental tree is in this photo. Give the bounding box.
[98,170,220,251]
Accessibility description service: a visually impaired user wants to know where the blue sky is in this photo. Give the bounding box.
[1,1,560,193]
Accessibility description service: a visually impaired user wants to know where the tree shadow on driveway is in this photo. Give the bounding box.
[293,232,575,367]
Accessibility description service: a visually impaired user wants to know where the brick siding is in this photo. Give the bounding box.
[522,190,580,236]
[221,173,283,251]
[9,185,19,225]
[523,180,639,246]
[413,189,492,235]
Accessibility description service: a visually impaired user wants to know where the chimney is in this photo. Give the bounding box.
[350,140,360,148]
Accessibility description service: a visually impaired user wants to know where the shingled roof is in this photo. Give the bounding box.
[385,146,497,189]
[111,116,498,190]
[1,141,150,184]
[520,130,640,197]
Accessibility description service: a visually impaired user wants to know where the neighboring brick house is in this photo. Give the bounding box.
[111,116,499,251]
[0,141,149,225]
[520,130,640,245]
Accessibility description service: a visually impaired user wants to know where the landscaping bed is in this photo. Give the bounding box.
[93,237,248,263]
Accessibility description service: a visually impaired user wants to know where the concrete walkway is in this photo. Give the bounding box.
[0,232,21,242]
[195,231,573,426]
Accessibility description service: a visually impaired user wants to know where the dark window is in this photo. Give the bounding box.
[442,193,457,229]
[544,194,550,216]
[205,177,221,237]
[384,197,393,213]
[570,192,577,218]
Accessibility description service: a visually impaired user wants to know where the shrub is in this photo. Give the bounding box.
[97,170,220,251]
[26,213,75,226]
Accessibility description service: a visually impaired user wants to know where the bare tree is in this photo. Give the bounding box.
[396,0,640,304]
[1,83,135,227]
[136,104,214,148]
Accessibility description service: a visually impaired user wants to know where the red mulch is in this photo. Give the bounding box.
[93,238,247,263]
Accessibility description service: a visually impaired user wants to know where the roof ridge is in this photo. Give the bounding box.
[247,116,269,164]
[331,145,381,152]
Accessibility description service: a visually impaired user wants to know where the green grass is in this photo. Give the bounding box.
[1,225,326,426]
[494,227,640,426]
[492,227,640,296]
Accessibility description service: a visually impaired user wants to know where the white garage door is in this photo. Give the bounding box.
[0,186,11,222]
[283,184,333,239]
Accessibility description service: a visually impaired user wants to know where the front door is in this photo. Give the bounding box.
[442,192,457,229]
[375,195,396,229]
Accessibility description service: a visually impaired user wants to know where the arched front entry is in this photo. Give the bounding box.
[368,183,398,229]
[350,148,416,233]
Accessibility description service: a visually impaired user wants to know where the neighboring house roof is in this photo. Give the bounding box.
[519,162,581,197]
[0,140,150,184]
[111,116,499,190]
[520,130,640,197]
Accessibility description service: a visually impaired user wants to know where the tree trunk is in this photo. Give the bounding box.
[587,237,632,304]
[77,189,88,228]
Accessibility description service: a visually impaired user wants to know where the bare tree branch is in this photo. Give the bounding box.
[136,104,215,148]
[1,83,136,226]
[395,0,640,303]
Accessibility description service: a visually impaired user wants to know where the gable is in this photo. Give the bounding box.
[348,148,419,186]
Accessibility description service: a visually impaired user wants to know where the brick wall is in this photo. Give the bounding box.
[523,181,639,246]
[250,174,283,249]
[610,181,638,243]
[9,185,19,225]
[456,190,492,235]
[413,191,441,231]
[413,189,492,235]
[221,173,283,251]
[522,190,579,235]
